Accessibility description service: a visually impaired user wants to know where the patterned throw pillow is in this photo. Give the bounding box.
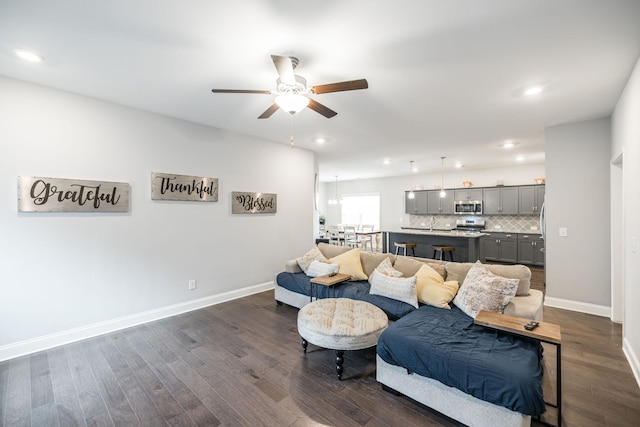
[306,260,340,278]
[414,264,459,309]
[296,247,328,274]
[375,257,403,277]
[369,269,418,308]
[453,261,519,318]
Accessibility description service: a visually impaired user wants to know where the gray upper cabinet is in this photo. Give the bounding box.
[454,188,483,201]
[406,185,542,216]
[519,185,545,214]
[405,190,428,214]
[427,190,454,214]
[483,187,519,215]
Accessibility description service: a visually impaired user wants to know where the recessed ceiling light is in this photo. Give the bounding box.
[515,155,525,162]
[13,48,44,62]
[382,158,390,165]
[454,162,463,168]
[500,140,520,149]
[315,137,326,144]
[523,86,542,96]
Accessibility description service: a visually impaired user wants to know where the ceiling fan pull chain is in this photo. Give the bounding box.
[290,115,295,148]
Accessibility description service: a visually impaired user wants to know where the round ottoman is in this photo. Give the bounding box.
[297,298,389,380]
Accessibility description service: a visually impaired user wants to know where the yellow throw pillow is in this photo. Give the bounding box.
[414,264,459,309]
[329,248,368,280]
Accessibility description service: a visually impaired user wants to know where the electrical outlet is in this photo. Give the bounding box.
[559,227,568,237]
[188,280,196,290]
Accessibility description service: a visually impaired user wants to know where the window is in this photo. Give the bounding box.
[340,193,380,229]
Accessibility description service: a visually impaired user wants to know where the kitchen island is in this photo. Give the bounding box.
[382,228,486,262]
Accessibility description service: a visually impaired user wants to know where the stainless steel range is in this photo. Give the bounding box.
[454,219,485,232]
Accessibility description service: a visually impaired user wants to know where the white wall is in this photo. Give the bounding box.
[0,77,315,360]
[612,56,640,385]
[319,163,546,229]
[545,117,611,315]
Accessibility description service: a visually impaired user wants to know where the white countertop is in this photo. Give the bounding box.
[397,227,542,236]
[392,228,486,238]
[482,229,542,235]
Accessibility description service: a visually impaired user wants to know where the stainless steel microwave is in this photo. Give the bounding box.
[454,200,482,215]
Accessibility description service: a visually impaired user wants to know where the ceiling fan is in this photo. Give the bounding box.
[211,54,368,119]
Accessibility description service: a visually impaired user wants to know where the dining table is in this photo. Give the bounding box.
[355,230,382,252]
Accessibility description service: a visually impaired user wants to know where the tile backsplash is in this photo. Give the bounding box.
[409,214,540,233]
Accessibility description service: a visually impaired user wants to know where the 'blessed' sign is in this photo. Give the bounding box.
[18,176,130,212]
[232,192,277,214]
[151,172,218,202]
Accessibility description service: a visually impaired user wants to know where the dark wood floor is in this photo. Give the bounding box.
[1,267,639,426]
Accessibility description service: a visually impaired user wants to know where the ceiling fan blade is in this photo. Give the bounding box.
[310,79,369,95]
[271,55,296,86]
[307,99,337,118]
[258,103,280,119]
[211,89,271,94]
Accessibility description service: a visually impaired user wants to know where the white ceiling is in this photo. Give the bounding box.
[2,1,640,182]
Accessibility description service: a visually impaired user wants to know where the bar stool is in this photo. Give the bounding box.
[394,242,416,256]
[432,245,455,261]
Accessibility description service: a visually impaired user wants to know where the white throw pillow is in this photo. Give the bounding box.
[306,260,340,278]
[453,261,519,318]
[369,269,418,308]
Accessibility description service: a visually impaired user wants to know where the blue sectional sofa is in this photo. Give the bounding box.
[275,243,546,427]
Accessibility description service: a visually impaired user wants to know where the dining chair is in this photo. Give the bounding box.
[359,224,375,251]
[343,226,359,248]
[327,225,343,246]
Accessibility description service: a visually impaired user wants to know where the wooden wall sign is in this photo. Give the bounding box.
[232,192,277,214]
[151,172,218,202]
[18,176,130,212]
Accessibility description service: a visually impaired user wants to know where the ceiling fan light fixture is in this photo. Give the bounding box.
[275,93,309,115]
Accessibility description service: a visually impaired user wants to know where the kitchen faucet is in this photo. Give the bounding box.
[429,216,435,231]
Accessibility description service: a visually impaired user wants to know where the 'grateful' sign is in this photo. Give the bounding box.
[151,172,219,202]
[18,176,130,212]
[232,192,277,214]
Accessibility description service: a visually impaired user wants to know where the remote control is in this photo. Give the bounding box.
[524,321,539,331]
[328,272,337,277]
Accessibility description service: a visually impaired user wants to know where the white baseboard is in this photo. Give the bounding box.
[0,281,274,363]
[623,337,640,389]
[544,296,611,318]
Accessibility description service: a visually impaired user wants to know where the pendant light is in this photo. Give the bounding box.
[408,161,415,199]
[439,156,447,198]
[328,175,339,205]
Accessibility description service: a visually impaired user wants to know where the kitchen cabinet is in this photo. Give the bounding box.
[519,185,545,214]
[517,233,545,266]
[427,190,454,214]
[454,188,483,201]
[480,232,518,263]
[405,190,428,214]
[483,187,519,215]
